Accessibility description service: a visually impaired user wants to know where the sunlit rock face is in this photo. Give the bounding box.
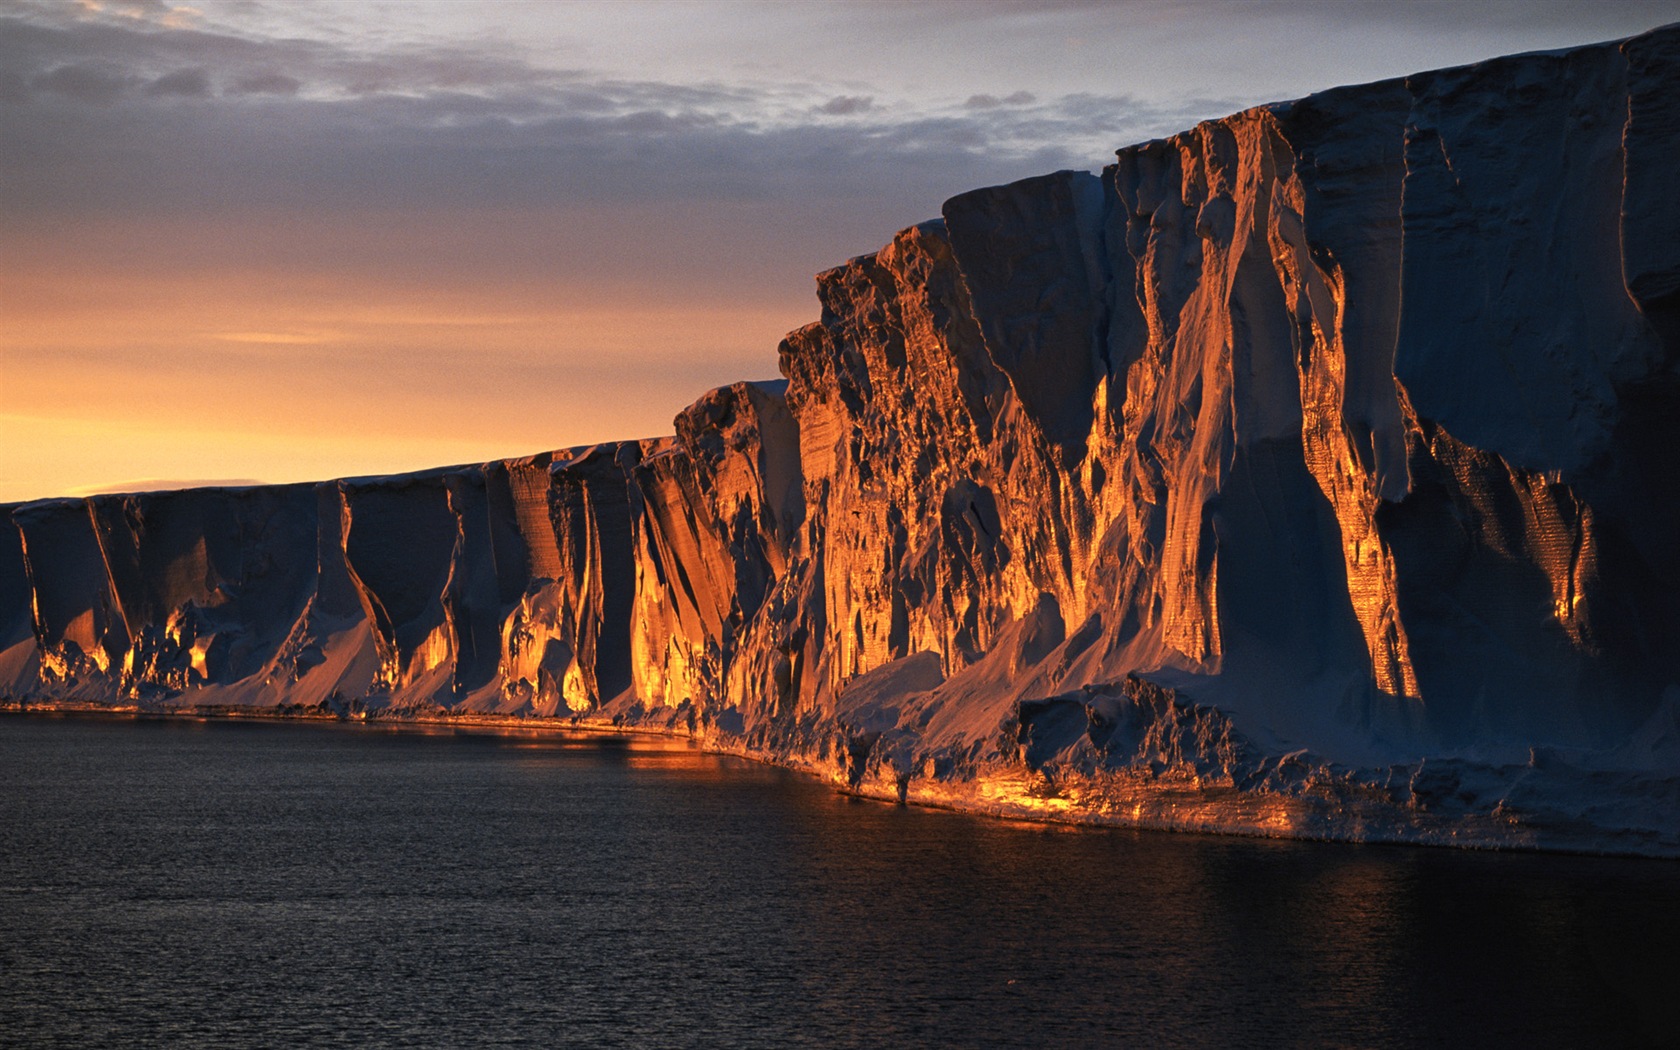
[6,28,1680,854]
[0,450,642,718]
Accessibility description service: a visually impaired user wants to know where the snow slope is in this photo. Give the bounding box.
[6,27,1680,854]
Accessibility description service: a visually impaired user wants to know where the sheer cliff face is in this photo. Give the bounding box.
[629,382,800,716]
[7,28,1680,853]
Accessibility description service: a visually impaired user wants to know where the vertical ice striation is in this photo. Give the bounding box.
[6,28,1680,853]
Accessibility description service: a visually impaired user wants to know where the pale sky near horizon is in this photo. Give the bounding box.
[4,0,1679,502]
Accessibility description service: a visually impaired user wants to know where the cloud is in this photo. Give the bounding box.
[212,330,339,345]
[3,8,1181,233]
[72,0,203,30]
[840,0,1680,35]
[1257,0,1680,35]
[144,66,208,96]
[12,1,1648,314]
[227,71,299,95]
[0,0,1264,352]
[964,91,1036,109]
[31,62,132,104]
[817,94,873,115]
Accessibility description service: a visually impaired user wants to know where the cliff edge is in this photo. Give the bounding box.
[7,28,1680,854]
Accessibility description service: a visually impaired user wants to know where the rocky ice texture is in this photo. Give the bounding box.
[0,450,643,717]
[7,28,1680,854]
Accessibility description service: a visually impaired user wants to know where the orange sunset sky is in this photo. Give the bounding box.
[5,0,1677,503]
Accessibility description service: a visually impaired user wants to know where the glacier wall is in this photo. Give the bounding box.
[7,28,1680,853]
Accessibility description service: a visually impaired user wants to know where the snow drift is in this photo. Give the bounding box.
[7,28,1680,854]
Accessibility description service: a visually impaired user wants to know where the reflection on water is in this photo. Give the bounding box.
[2,715,1677,1048]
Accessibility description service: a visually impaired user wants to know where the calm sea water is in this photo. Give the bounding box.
[2,715,1677,1048]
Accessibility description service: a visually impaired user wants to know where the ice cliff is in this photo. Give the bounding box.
[7,29,1680,854]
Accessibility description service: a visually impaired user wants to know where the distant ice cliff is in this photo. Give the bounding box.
[7,27,1680,854]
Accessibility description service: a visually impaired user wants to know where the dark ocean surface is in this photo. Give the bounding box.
[2,714,1677,1048]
